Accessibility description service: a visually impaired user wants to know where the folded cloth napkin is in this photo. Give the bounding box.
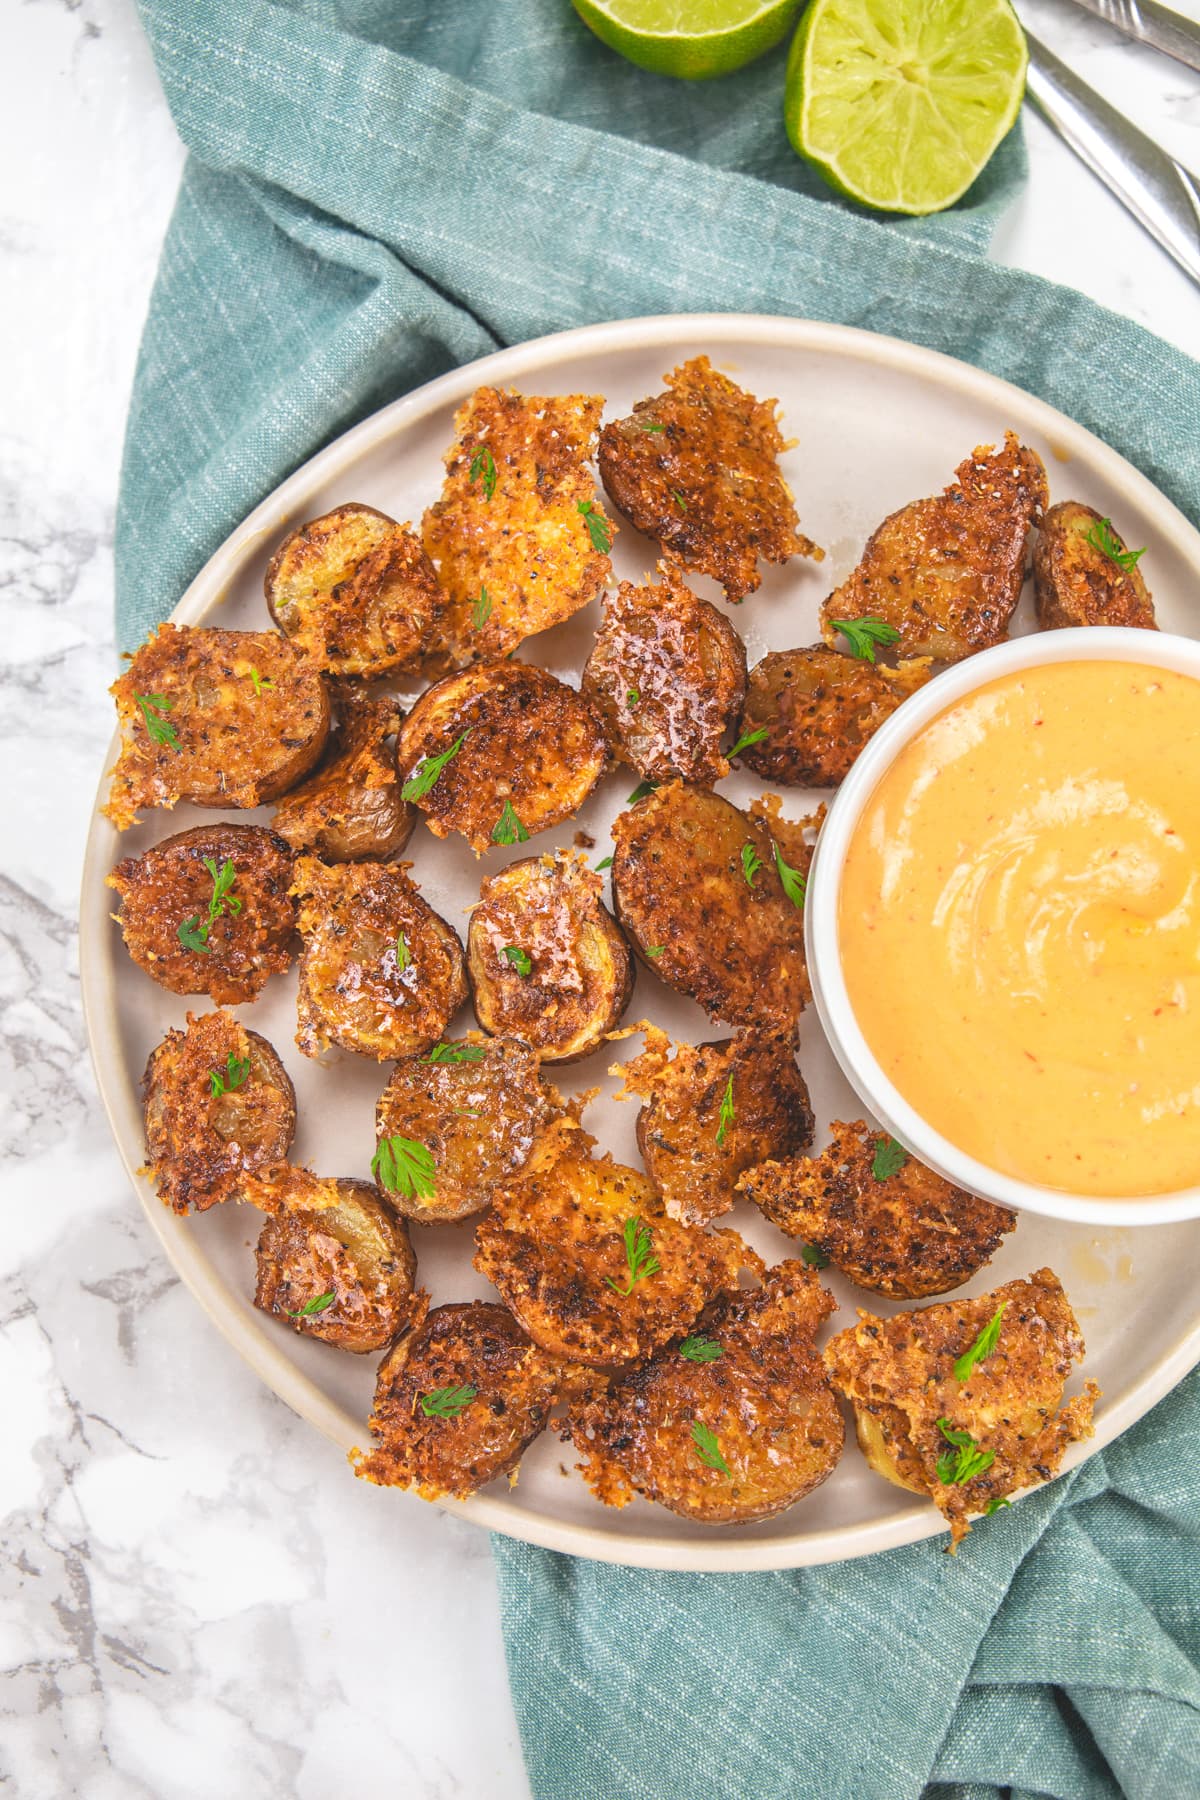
[120,4,1200,1795]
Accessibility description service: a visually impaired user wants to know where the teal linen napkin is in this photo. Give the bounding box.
[120,4,1200,1794]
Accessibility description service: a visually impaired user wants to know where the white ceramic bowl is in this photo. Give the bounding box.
[806,625,1200,1230]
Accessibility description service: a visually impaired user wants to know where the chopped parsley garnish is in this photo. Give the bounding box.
[830,616,902,664]
[871,1136,909,1181]
[983,1496,1012,1516]
[503,944,532,976]
[643,945,665,958]
[208,1053,250,1098]
[715,1073,735,1148]
[468,445,497,500]
[178,856,241,956]
[626,688,640,708]
[401,731,469,801]
[638,420,665,433]
[426,1042,487,1065]
[595,855,613,872]
[740,842,762,888]
[627,779,659,805]
[491,799,529,846]
[801,1244,830,1269]
[691,1421,731,1477]
[420,1384,477,1419]
[286,1291,336,1319]
[395,932,411,971]
[954,1303,1008,1383]
[935,1418,996,1487]
[372,1135,437,1201]
[680,1335,723,1363]
[772,840,807,910]
[728,726,768,760]
[472,584,492,630]
[135,691,180,752]
[671,488,687,513]
[1085,515,1146,572]
[577,499,613,555]
[248,667,274,696]
[606,1215,659,1296]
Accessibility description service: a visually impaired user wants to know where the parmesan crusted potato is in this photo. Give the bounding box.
[819,433,1048,663]
[737,646,931,787]
[352,1301,563,1499]
[598,356,821,601]
[567,1260,843,1524]
[1034,501,1156,631]
[108,823,296,1006]
[271,691,414,863]
[292,857,467,1060]
[104,623,330,830]
[739,1120,1016,1299]
[421,386,613,663]
[610,781,808,1027]
[247,1165,422,1353]
[265,503,448,679]
[825,1269,1099,1545]
[581,564,747,786]
[142,1010,296,1215]
[375,1035,561,1221]
[612,1023,814,1226]
[473,1121,763,1366]
[395,662,608,855]
[467,851,633,1063]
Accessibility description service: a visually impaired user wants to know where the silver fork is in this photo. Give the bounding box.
[1066,0,1200,73]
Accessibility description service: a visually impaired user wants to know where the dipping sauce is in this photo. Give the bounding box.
[840,660,1200,1197]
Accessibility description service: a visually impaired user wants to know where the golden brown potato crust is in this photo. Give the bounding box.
[610,781,808,1027]
[142,1011,296,1214]
[1033,501,1156,631]
[376,1035,560,1221]
[567,1260,843,1523]
[421,387,613,663]
[738,646,930,787]
[739,1120,1016,1299]
[598,356,821,601]
[474,1122,763,1366]
[613,1024,814,1226]
[248,1166,422,1353]
[104,623,330,829]
[820,433,1048,663]
[108,823,295,1006]
[825,1269,1099,1544]
[353,1301,562,1499]
[271,692,414,863]
[265,503,448,679]
[396,662,608,855]
[467,851,633,1063]
[292,857,467,1060]
[581,565,747,785]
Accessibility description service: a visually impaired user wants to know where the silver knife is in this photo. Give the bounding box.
[1064,0,1200,75]
[1024,29,1200,287]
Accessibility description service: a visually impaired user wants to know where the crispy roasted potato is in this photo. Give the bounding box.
[467,851,633,1063]
[271,692,413,863]
[352,1301,563,1499]
[825,1269,1099,1545]
[247,1165,422,1353]
[610,781,808,1027]
[375,1035,561,1221]
[736,646,931,787]
[421,386,613,663]
[142,1010,296,1214]
[820,433,1048,663]
[108,823,295,1006]
[292,857,467,1060]
[567,1260,843,1524]
[612,1024,814,1226]
[396,662,608,855]
[1033,501,1156,630]
[598,356,821,602]
[738,1120,1016,1298]
[104,623,330,830]
[265,502,448,678]
[581,564,747,786]
[474,1121,763,1366]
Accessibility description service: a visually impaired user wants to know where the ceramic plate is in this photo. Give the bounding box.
[81,314,1200,1571]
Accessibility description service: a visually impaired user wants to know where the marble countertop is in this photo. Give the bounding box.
[3,2,1198,1795]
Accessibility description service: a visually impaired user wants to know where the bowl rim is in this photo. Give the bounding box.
[805,625,1200,1229]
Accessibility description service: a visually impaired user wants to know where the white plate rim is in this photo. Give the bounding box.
[80,311,1200,1572]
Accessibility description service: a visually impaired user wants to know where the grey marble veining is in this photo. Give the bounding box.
[2,0,1197,1795]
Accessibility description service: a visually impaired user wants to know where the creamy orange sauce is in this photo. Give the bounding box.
[840,660,1200,1197]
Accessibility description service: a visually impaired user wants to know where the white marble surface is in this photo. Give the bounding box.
[3,2,1198,1795]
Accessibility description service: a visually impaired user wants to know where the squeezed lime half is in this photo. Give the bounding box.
[574,0,804,80]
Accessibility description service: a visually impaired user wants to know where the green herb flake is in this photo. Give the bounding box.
[401,730,469,802]
[372,1135,437,1201]
[830,616,902,664]
[605,1214,660,1296]
[954,1303,1008,1384]
[468,445,497,501]
[871,1136,909,1181]
[715,1072,735,1148]
[576,499,614,555]
[420,1384,478,1419]
[680,1335,723,1364]
[503,944,532,977]
[626,688,640,708]
[491,799,530,847]
[638,420,665,434]
[177,915,211,955]
[671,489,688,513]
[248,667,274,697]
[1085,515,1146,573]
[740,841,763,888]
[595,855,613,872]
[395,932,411,971]
[728,726,768,760]
[135,691,180,752]
[177,856,240,955]
[209,1053,250,1098]
[772,840,807,910]
[426,1042,487,1065]
[983,1496,1013,1516]
[691,1421,731,1477]
[472,584,492,630]
[935,1417,996,1487]
[801,1244,830,1269]
[286,1290,336,1319]
[627,779,659,805]
[643,945,665,958]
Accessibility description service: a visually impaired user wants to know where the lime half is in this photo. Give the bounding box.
[785,0,1027,214]
[574,0,804,81]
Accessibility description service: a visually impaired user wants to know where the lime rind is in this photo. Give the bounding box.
[574,0,803,80]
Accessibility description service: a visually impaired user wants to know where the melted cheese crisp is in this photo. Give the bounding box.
[841,660,1200,1197]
